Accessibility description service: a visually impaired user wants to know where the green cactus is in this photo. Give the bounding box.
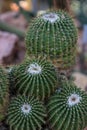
[4,65,18,96]
[7,95,46,130]
[47,81,87,130]
[0,67,9,121]
[5,65,18,86]
[15,58,58,100]
[25,10,78,70]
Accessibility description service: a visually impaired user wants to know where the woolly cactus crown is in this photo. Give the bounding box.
[7,95,46,130]
[47,81,87,130]
[15,58,58,100]
[0,67,9,121]
[26,10,78,70]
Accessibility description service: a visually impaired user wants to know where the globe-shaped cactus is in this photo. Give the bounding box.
[47,81,87,130]
[25,10,78,70]
[7,95,46,130]
[0,67,9,121]
[15,58,58,100]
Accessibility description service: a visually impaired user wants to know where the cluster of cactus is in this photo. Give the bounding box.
[0,9,87,130]
[25,10,78,70]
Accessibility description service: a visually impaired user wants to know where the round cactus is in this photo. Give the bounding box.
[47,81,87,130]
[25,10,78,70]
[15,58,58,100]
[0,67,9,121]
[7,95,46,130]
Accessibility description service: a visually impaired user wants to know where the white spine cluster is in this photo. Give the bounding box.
[27,63,42,75]
[21,104,31,114]
[42,13,60,23]
[67,94,82,107]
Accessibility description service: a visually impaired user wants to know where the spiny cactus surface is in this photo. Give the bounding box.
[5,65,18,96]
[26,10,78,70]
[47,81,87,130]
[0,67,9,121]
[5,65,18,86]
[15,58,58,100]
[7,95,46,130]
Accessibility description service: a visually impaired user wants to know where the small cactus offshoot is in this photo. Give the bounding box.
[47,81,87,130]
[4,65,18,96]
[7,95,46,130]
[25,10,78,70]
[5,65,18,86]
[15,58,58,100]
[0,67,9,121]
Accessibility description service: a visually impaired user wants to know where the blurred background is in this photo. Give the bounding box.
[0,0,87,91]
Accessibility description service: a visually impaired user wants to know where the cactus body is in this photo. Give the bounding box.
[47,81,87,130]
[5,65,18,96]
[5,65,18,86]
[15,58,57,100]
[0,67,9,121]
[7,95,46,130]
[26,10,78,70]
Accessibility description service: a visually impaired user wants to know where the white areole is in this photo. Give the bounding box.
[67,94,82,107]
[42,13,60,23]
[27,63,42,74]
[21,103,31,114]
